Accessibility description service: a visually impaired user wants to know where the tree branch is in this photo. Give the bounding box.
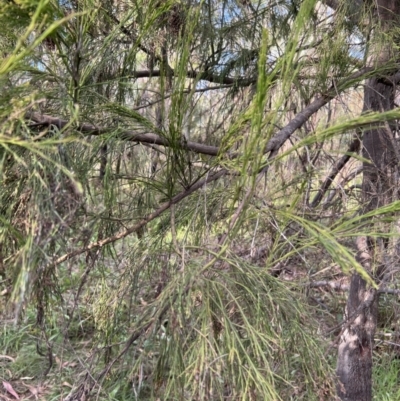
[44,169,227,269]
[264,67,374,155]
[310,135,361,208]
[28,68,382,171]
[126,69,255,86]
[107,10,255,87]
[26,112,221,157]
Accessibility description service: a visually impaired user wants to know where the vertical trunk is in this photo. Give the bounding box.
[336,1,400,400]
[336,243,378,401]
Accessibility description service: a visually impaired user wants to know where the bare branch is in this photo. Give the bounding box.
[310,135,361,208]
[127,69,255,86]
[26,112,220,156]
[264,67,374,155]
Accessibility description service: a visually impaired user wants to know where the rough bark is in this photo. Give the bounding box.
[336,1,400,400]
[336,240,378,401]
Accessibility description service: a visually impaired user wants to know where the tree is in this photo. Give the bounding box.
[335,1,400,400]
[1,0,400,400]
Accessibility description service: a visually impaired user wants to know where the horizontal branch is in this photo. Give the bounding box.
[28,66,379,163]
[129,69,255,86]
[26,112,221,157]
[108,11,255,87]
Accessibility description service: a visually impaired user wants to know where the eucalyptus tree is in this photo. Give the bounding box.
[1,0,400,400]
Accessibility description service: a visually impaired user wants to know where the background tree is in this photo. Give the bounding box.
[335,1,400,400]
[1,0,400,400]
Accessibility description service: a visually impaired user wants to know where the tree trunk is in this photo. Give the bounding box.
[336,1,400,400]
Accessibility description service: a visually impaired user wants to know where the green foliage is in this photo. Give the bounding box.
[373,356,400,400]
[1,0,400,400]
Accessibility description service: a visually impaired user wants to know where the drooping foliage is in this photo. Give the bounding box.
[1,0,400,400]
